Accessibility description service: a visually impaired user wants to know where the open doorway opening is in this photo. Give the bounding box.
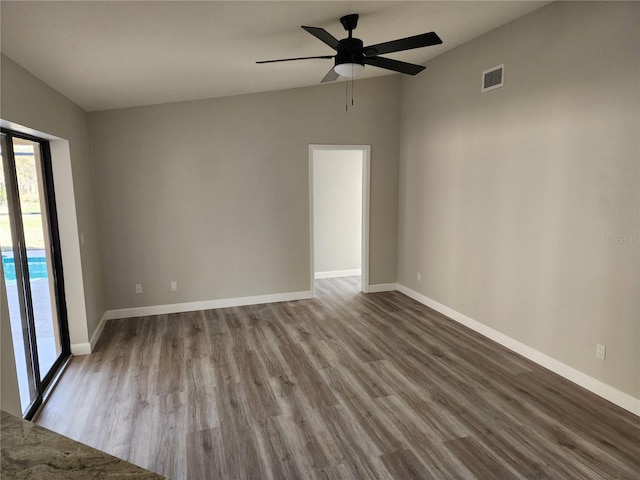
[309,145,370,295]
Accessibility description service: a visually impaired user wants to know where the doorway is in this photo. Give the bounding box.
[0,129,70,419]
[309,145,370,295]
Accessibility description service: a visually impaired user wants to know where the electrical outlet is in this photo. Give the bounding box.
[135,283,143,294]
[595,344,606,360]
[171,281,178,292]
[417,272,422,282]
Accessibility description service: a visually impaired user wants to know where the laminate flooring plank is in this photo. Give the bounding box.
[185,355,217,393]
[248,326,293,378]
[316,405,395,480]
[35,355,92,434]
[379,449,437,480]
[335,314,401,361]
[373,395,475,479]
[397,386,472,441]
[212,381,270,480]
[183,313,213,359]
[186,428,224,480]
[315,463,359,480]
[315,277,358,298]
[321,367,403,454]
[147,391,188,480]
[472,425,607,480]
[290,298,331,324]
[364,359,472,442]
[268,374,345,468]
[468,367,640,479]
[117,396,156,473]
[200,308,228,335]
[279,343,339,408]
[354,292,402,315]
[306,298,335,322]
[131,317,164,368]
[154,336,186,396]
[284,318,316,345]
[302,315,343,342]
[274,301,303,325]
[186,388,220,433]
[254,416,305,480]
[281,413,333,471]
[387,349,446,391]
[264,312,298,345]
[298,336,340,371]
[513,400,640,480]
[227,322,251,354]
[210,333,239,385]
[364,359,422,398]
[234,350,281,419]
[324,316,386,363]
[443,436,519,480]
[324,342,391,398]
[513,371,640,468]
[427,379,518,435]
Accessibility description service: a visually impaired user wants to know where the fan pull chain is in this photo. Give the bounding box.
[344,65,355,111]
[352,73,355,106]
[345,74,348,111]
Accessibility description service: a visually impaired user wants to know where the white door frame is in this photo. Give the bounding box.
[309,144,371,295]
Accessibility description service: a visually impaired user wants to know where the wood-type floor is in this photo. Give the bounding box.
[37,277,640,480]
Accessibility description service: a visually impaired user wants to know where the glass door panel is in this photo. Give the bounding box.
[12,138,62,377]
[1,134,37,413]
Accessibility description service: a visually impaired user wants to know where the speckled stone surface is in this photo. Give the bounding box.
[1,411,166,479]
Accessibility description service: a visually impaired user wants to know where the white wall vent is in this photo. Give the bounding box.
[482,64,504,92]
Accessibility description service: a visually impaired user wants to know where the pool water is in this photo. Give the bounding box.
[2,255,49,282]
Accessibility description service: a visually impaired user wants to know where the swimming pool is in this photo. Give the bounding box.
[2,254,49,282]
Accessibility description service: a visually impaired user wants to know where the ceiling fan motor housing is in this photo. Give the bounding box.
[336,37,365,67]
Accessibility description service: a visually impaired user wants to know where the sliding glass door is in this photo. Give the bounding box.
[0,129,70,419]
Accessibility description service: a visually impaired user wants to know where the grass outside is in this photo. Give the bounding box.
[0,202,46,251]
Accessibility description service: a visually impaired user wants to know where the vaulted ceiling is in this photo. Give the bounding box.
[1,1,549,111]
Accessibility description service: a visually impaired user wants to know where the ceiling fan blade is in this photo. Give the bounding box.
[321,67,340,83]
[256,55,334,64]
[301,26,341,50]
[364,32,442,56]
[364,56,426,75]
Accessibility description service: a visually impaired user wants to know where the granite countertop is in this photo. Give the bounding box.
[1,410,166,479]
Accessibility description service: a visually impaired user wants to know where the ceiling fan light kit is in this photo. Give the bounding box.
[257,13,442,83]
[334,63,365,78]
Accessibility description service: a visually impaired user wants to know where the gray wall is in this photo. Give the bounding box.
[89,76,400,310]
[313,149,363,275]
[1,55,105,346]
[398,1,639,398]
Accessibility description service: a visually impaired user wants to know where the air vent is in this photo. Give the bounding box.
[482,64,504,92]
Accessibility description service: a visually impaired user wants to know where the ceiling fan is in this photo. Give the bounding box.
[257,14,443,83]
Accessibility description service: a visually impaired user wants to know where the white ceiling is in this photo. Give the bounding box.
[1,1,549,112]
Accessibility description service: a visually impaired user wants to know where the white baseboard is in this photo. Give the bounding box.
[70,342,91,356]
[396,284,640,417]
[367,283,399,293]
[315,269,361,279]
[102,290,314,322]
[69,311,113,356]
[90,313,109,351]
